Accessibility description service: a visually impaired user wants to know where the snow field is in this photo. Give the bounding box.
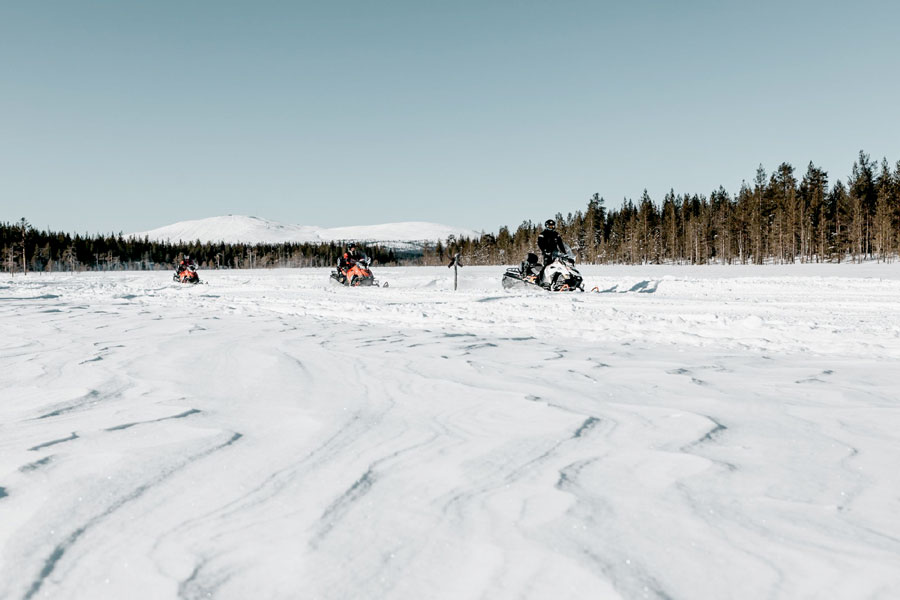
[1,264,899,599]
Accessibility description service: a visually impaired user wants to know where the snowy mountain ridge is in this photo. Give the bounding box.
[129,215,481,246]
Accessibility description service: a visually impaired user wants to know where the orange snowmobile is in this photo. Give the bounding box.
[331,255,385,287]
[173,265,201,284]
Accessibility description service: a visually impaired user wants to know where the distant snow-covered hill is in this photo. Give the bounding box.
[128,215,481,247]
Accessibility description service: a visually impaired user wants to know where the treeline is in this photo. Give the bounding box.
[5,151,899,273]
[430,150,900,266]
[0,221,402,273]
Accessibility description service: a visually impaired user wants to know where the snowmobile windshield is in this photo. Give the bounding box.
[553,244,577,261]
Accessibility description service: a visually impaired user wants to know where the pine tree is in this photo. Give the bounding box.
[583,193,606,263]
[798,163,829,262]
[768,163,798,263]
[874,158,897,261]
[848,151,877,260]
[752,165,767,264]
[710,186,731,263]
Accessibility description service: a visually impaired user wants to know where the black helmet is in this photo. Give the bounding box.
[348,242,357,250]
[545,219,556,228]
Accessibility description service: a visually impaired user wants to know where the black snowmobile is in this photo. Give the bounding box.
[502,246,584,292]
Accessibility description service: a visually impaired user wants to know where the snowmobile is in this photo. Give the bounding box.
[330,255,386,287]
[173,266,201,284]
[502,246,584,292]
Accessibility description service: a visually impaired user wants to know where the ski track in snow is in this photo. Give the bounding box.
[1,264,900,599]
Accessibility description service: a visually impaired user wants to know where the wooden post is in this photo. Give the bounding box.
[447,252,463,291]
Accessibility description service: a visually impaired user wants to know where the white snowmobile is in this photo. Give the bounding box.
[502,246,584,292]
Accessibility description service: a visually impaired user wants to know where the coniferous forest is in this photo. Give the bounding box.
[4,151,899,274]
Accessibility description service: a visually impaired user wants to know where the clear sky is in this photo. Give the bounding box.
[2,0,899,234]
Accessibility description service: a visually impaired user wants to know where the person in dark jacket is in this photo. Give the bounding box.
[338,243,364,271]
[537,219,566,265]
[176,254,196,273]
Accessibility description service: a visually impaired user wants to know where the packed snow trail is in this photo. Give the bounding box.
[1,265,899,599]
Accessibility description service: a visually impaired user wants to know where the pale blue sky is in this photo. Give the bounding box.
[2,1,898,234]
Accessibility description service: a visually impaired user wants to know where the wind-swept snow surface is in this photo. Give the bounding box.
[2,264,900,599]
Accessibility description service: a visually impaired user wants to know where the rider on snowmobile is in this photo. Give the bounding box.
[177,254,196,273]
[537,219,567,265]
[338,243,364,272]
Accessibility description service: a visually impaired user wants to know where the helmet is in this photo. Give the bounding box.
[348,243,357,250]
[545,219,556,228]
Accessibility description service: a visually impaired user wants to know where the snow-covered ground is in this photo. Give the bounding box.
[2,264,900,599]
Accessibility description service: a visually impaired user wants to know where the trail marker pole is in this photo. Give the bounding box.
[447,252,463,291]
